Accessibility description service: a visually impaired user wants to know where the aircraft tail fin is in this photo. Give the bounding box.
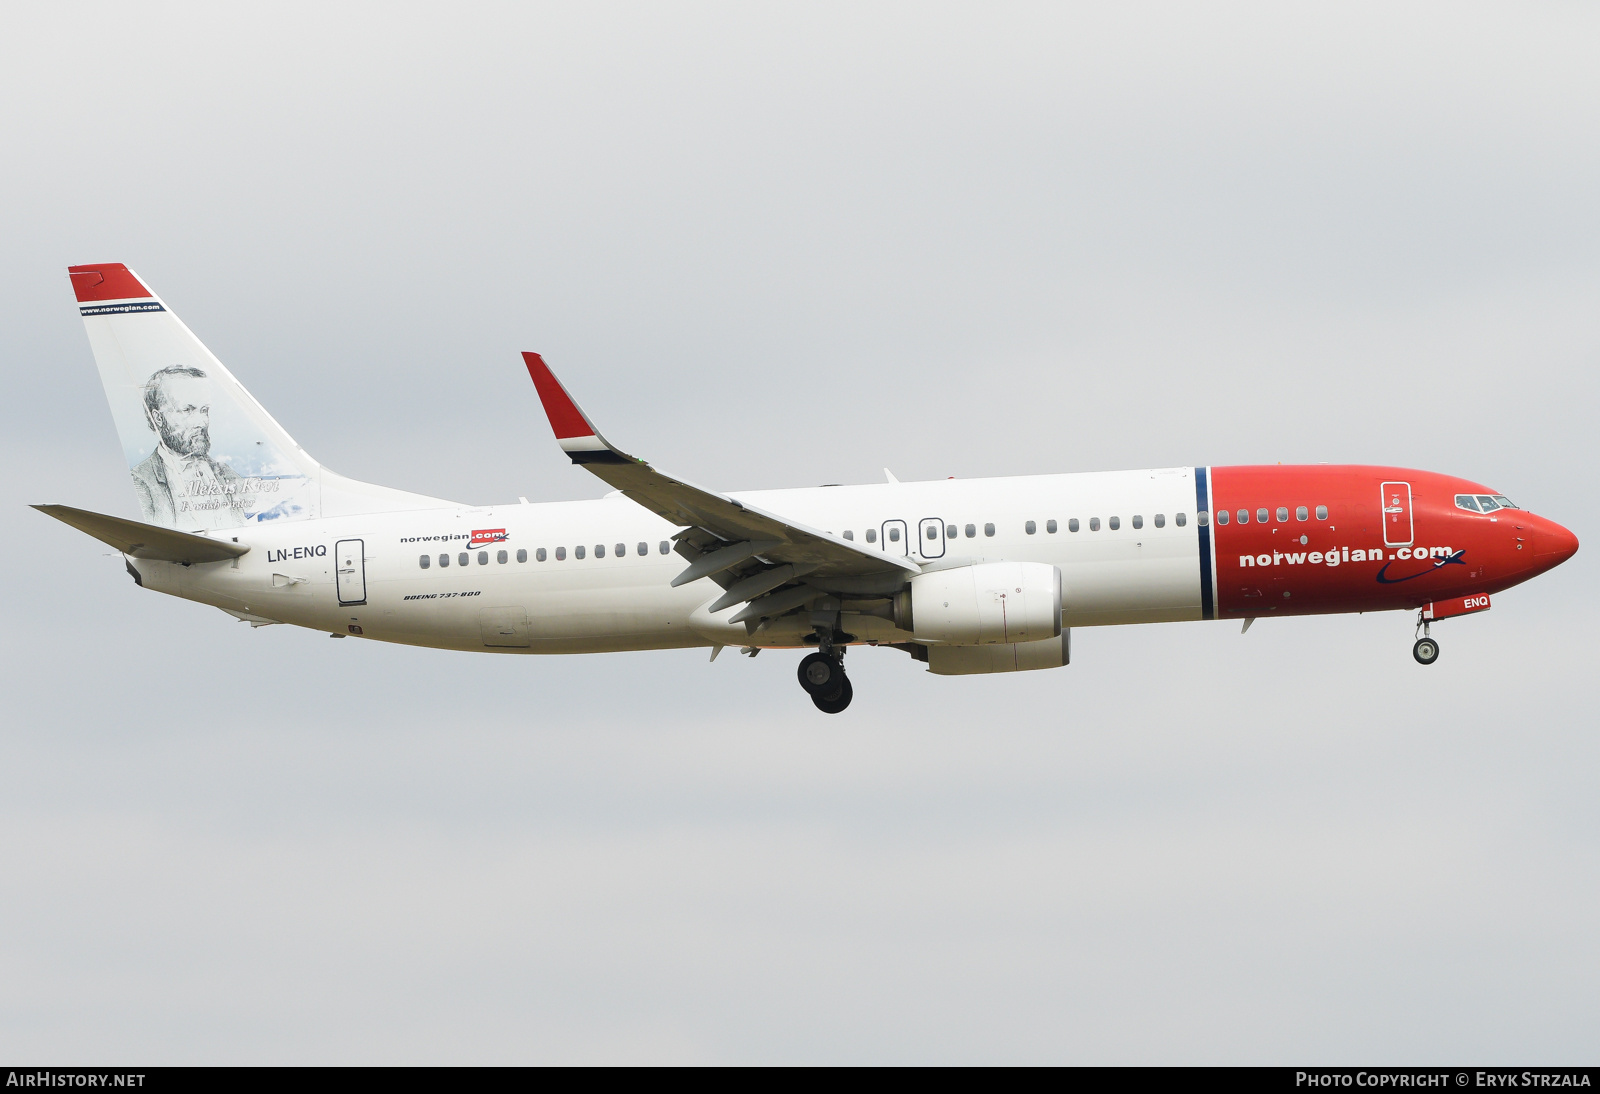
[68,263,455,530]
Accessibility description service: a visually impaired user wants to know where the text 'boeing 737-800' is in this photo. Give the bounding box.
[36,263,1579,713]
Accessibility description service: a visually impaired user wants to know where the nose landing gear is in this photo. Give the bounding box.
[797,649,852,713]
[1412,611,1440,665]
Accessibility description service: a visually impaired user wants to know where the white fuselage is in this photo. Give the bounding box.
[137,468,1209,652]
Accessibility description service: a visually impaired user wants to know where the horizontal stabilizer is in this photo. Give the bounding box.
[33,504,249,564]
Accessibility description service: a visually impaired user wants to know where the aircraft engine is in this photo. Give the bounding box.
[906,561,1062,645]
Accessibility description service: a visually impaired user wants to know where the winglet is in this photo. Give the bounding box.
[522,352,631,464]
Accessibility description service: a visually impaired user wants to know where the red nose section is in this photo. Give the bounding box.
[1534,521,1579,566]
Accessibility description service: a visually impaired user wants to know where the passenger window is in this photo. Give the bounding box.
[984,523,995,537]
[1296,506,1308,521]
[497,549,508,564]
[555,546,566,560]
[1316,505,1328,520]
[439,553,449,568]
[593,544,604,558]
[946,524,958,538]
[1046,519,1058,534]
[965,524,976,538]
[419,554,430,569]
[454,552,465,566]
[926,525,938,540]
[1068,518,1080,532]
[1090,517,1100,531]
[866,529,877,543]
[1132,515,1143,530]
[843,530,854,540]
[1154,514,1165,528]
[521,549,532,562]
[659,541,670,554]
[1189,512,1199,527]
[1256,508,1268,524]
[1108,516,1120,530]
[889,526,901,542]
[1237,509,1249,524]
[1216,509,1229,525]
[1275,507,1288,523]
[575,546,586,559]
[615,543,625,557]
[1025,520,1037,535]
[638,542,648,555]
[478,551,488,565]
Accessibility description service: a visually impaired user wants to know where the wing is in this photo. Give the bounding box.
[522,352,917,627]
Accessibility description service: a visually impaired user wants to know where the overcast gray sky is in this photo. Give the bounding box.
[2,2,1596,1063]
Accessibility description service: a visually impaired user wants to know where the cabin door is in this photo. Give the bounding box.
[335,539,367,605]
[1380,482,1413,546]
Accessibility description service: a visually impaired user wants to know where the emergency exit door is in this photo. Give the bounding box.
[1380,482,1413,547]
[918,517,946,558]
[336,539,367,605]
[881,520,908,556]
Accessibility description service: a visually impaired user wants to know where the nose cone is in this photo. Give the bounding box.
[1533,518,1579,567]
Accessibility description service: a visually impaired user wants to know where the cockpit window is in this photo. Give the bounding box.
[1457,493,1519,514]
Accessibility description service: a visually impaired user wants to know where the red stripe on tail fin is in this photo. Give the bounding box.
[68,263,152,302]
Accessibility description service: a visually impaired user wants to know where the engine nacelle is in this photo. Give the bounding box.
[927,631,1071,675]
[908,561,1062,645]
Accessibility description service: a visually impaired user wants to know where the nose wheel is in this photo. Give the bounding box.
[1412,612,1440,665]
[797,650,852,713]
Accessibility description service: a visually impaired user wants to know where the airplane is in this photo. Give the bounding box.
[36,262,1580,713]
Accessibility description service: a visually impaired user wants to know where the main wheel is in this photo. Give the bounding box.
[1412,637,1440,665]
[797,651,844,696]
[812,675,853,713]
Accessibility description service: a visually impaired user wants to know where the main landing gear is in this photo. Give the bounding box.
[1413,611,1440,665]
[797,649,852,713]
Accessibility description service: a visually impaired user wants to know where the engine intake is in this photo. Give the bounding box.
[908,561,1062,645]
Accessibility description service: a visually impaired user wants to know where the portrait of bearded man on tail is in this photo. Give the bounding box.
[130,365,252,530]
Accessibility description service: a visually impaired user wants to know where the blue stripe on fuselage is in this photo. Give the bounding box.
[1195,466,1214,621]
